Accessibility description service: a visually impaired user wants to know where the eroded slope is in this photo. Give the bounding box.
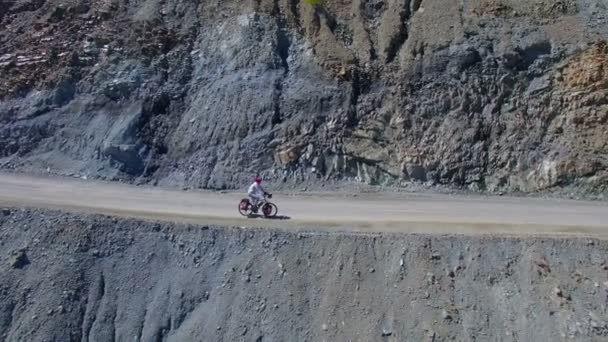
[1,209,608,341]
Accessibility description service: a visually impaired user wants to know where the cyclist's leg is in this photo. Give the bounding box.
[249,195,262,212]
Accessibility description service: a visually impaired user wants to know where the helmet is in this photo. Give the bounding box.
[255,177,262,183]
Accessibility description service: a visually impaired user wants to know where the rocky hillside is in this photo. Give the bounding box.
[1,208,608,341]
[0,0,607,194]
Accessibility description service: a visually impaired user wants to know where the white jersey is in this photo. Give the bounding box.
[248,182,265,198]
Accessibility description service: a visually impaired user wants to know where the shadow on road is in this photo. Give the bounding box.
[247,214,291,220]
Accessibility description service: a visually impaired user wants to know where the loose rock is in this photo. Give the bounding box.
[10,249,30,269]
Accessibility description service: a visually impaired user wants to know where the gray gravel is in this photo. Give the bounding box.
[1,208,607,341]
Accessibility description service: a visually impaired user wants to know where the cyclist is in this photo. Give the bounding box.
[248,176,270,213]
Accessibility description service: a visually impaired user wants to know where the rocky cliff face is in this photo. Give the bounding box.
[0,0,607,194]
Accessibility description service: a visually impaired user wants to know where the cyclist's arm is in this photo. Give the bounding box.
[261,185,270,196]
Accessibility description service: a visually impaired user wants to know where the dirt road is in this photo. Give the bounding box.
[1,172,607,236]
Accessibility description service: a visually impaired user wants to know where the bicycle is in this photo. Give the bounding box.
[238,194,278,218]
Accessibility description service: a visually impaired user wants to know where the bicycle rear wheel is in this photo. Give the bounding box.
[238,199,253,216]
